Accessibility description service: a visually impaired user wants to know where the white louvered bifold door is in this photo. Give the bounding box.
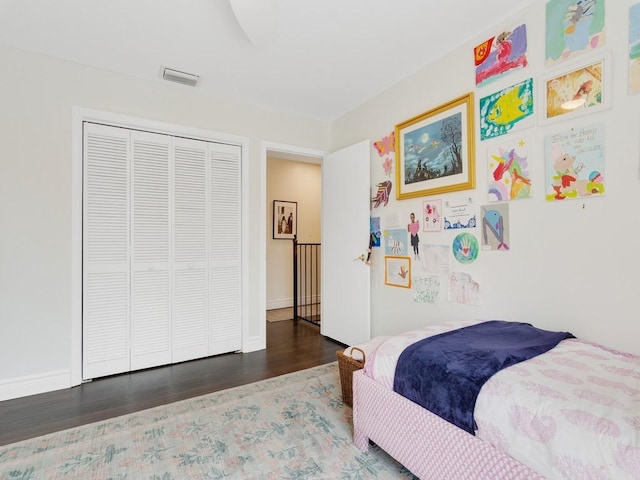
[83,123,243,380]
[209,143,242,355]
[83,123,131,380]
[130,130,172,370]
[172,137,209,362]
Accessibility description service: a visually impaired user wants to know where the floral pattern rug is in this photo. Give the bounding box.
[0,363,417,479]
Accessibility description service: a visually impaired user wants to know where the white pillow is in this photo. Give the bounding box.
[343,336,390,362]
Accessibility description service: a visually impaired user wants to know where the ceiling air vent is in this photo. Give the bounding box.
[161,67,200,87]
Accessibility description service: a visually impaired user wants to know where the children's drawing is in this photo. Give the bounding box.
[630,3,640,94]
[373,132,395,157]
[452,233,479,264]
[487,137,532,201]
[370,217,381,248]
[384,229,408,256]
[371,180,392,208]
[423,199,442,232]
[448,272,480,305]
[444,197,476,230]
[423,244,449,274]
[407,212,420,260]
[374,132,395,177]
[475,23,528,87]
[544,57,606,121]
[481,204,510,251]
[385,212,399,228]
[479,78,534,141]
[546,0,605,66]
[382,156,393,176]
[414,275,441,304]
[384,256,411,289]
[544,124,605,201]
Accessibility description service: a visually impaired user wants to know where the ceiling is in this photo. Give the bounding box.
[0,0,536,122]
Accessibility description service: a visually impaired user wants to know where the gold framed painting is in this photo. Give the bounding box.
[395,93,475,200]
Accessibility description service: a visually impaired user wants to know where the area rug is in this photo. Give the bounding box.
[266,307,293,322]
[0,363,416,479]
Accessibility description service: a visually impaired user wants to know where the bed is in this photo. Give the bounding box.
[352,320,640,479]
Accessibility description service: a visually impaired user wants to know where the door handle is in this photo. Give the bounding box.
[354,246,372,264]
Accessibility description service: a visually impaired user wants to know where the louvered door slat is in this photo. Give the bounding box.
[130,131,171,370]
[172,138,209,362]
[131,269,170,369]
[173,268,208,361]
[174,142,207,264]
[82,123,130,380]
[209,143,242,354]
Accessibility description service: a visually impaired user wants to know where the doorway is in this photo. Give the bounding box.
[261,142,326,330]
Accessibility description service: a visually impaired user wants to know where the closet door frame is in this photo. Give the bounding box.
[71,107,250,386]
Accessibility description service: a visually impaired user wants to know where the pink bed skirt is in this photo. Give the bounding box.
[352,370,544,479]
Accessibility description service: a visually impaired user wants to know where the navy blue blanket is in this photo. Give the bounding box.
[393,321,574,435]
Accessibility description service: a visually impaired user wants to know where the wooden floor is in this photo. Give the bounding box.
[0,319,344,446]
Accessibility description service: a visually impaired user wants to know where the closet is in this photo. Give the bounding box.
[82,122,241,380]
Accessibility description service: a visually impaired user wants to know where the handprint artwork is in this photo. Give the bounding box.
[452,233,479,264]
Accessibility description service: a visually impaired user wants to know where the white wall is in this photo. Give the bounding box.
[0,43,330,398]
[332,0,640,355]
[266,158,321,309]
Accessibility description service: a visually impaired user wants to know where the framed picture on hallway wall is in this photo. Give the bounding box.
[273,200,297,239]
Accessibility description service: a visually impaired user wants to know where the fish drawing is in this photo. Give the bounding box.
[486,83,533,127]
[483,209,509,250]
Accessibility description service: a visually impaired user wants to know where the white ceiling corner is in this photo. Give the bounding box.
[0,0,537,121]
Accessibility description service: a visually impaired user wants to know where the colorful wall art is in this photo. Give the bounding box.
[423,199,443,232]
[370,217,381,247]
[395,94,475,199]
[479,78,534,140]
[384,256,411,288]
[373,132,395,157]
[371,180,392,208]
[384,229,408,256]
[448,272,480,305]
[543,56,608,122]
[630,3,640,94]
[481,204,510,251]
[414,275,441,303]
[475,23,528,87]
[544,124,605,201]
[487,136,532,201]
[545,0,605,66]
[374,131,395,176]
[452,232,479,264]
[444,197,476,230]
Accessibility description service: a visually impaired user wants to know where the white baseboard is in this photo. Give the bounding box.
[267,298,293,310]
[0,369,71,402]
[267,295,320,311]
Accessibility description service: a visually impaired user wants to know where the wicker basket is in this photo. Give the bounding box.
[336,347,365,407]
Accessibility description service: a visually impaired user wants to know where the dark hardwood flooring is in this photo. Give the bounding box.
[0,319,344,446]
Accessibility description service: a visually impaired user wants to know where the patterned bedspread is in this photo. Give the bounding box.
[364,321,640,479]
